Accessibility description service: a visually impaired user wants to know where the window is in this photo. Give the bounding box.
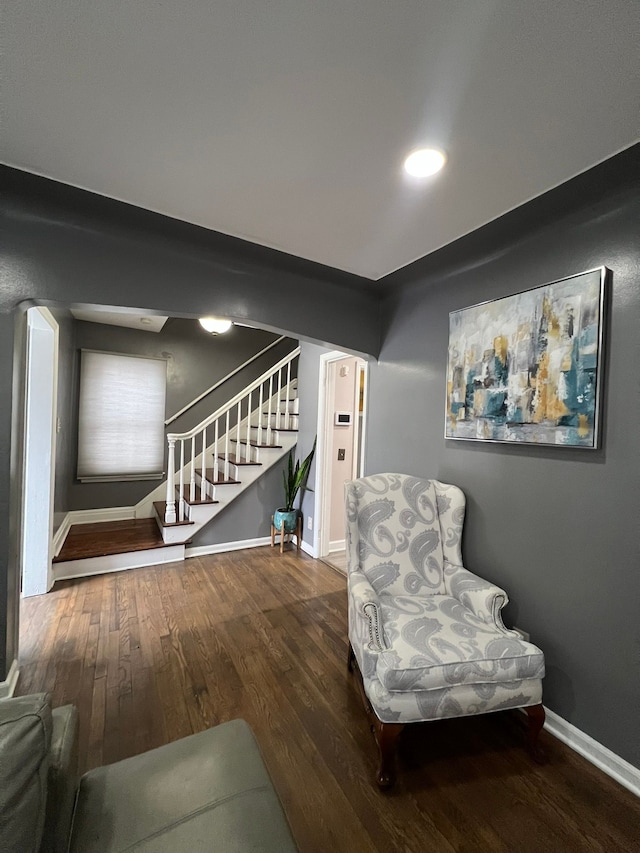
[77,350,167,482]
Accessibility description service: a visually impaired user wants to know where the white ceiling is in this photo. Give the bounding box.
[71,308,168,333]
[3,2,639,280]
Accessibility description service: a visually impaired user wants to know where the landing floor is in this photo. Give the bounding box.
[53,518,168,562]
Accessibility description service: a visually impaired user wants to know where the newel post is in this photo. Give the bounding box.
[165,437,177,524]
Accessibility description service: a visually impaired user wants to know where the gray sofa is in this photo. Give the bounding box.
[0,693,298,853]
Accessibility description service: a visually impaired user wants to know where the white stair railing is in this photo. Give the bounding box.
[165,347,300,524]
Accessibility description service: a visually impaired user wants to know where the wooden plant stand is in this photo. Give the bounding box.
[270,514,302,554]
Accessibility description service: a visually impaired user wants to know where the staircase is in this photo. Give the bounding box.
[53,348,300,579]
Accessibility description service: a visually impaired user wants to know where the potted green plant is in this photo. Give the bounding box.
[274,438,316,534]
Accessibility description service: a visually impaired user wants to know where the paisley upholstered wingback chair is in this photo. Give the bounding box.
[345,474,546,788]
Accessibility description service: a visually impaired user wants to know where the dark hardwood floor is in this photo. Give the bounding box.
[18,549,640,852]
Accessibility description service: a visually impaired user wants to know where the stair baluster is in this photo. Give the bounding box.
[224,410,230,481]
[165,439,177,524]
[285,361,291,429]
[200,426,207,497]
[235,401,241,461]
[257,381,264,446]
[277,367,284,430]
[213,418,219,485]
[267,375,273,446]
[246,391,252,461]
[189,436,196,502]
[178,440,185,521]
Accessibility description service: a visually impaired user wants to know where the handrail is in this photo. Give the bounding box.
[164,335,289,426]
[167,346,300,442]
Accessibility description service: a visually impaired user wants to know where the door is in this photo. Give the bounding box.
[316,353,368,559]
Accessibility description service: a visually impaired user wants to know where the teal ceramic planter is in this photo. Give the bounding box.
[274,508,298,533]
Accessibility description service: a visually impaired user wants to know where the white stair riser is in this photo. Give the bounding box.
[183,502,218,525]
[53,544,186,580]
[228,444,261,463]
[195,476,244,503]
[250,416,299,430]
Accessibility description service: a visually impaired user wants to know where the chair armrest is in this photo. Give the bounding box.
[348,571,386,652]
[0,694,52,853]
[41,704,79,853]
[444,561,510,629]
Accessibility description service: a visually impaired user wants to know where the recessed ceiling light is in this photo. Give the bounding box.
[403,148,446,178]
[199,317,232,335]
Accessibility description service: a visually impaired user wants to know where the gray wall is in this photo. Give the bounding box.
[366,173,640,768]
[0,167,379,681]
[191,462,286,548]
[0,168,380,354]
[68,318,295,509]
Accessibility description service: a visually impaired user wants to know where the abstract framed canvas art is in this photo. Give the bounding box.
[445,267,607,449]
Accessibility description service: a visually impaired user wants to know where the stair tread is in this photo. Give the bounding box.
[201,468,241,486]
[251,427,298,433]
[217,454,262,466]
[175,486,218,505]
[231,439,283,449]
[53,518,174,562]
[153,501,195,527]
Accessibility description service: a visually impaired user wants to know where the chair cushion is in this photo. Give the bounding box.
[347,475,446,597]
[365,673,544,724]
[376,595,545,692]
[0,693,52,853]
[69,718,298,853]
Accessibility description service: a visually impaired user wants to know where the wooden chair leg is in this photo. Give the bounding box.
[372,720,404,789]
[348,644,404,788]
[525,703,546,763]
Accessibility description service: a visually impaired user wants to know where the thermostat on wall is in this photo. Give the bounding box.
[335,411,353,426]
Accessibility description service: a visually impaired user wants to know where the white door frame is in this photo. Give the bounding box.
[21,307,58,597]
[312,351,369,559]
[352,360,368,480]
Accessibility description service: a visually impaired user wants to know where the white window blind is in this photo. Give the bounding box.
[77,350,167,481]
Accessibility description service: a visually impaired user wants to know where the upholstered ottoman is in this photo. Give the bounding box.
[0,693,298,853]
[69,719,298,853]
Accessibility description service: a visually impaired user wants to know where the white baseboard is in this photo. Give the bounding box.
[0,659,19,699]
[543,707,640,798]
[52,515,72,557]
[190,534,317,559]
[300,539,317,558]
[67,506,137,525]
[185,537,272,558]
[329,539,345,553]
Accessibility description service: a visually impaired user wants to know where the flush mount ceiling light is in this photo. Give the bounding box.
[199,316,232,335]
[403,148,447,178]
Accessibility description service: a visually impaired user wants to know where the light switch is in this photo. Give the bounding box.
[337,448,346,461]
